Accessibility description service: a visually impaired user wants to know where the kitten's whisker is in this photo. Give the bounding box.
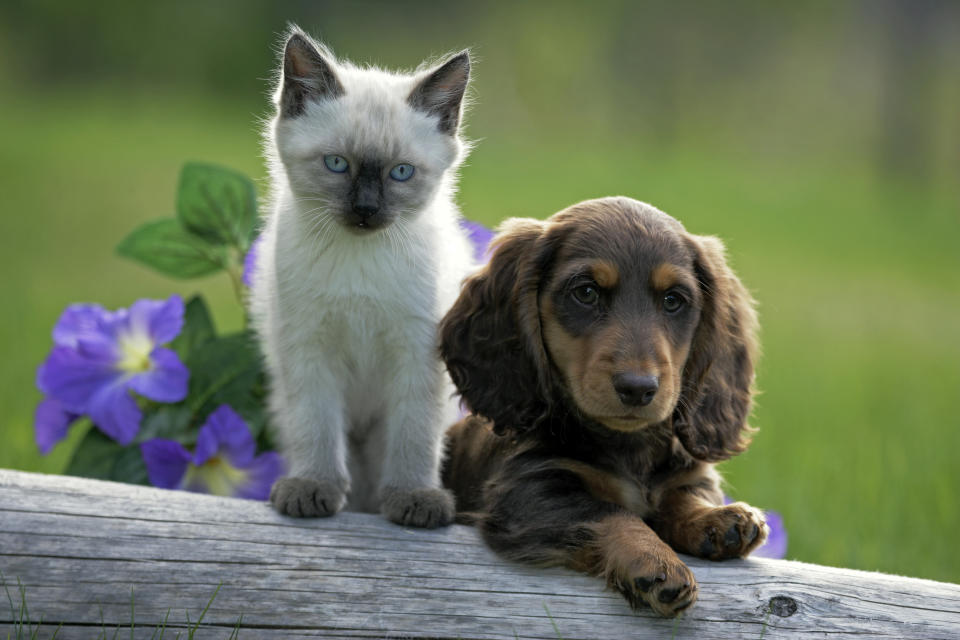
[392,217,418,264]
[304,209,335,241]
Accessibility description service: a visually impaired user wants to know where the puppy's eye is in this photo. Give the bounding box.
[572,285,600,306]
[324,155,349,173]
[389,163,415,181]
[663,291,686,314]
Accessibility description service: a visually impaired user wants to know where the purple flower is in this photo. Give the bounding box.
[34,397,81,455]
[461,219,494,264]
[141,404,285,500]
[724,495,787,559]
[752,509,788,559]
[35,296,189,449]
[242,234,262,288]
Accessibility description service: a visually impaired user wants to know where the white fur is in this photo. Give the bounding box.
[251,47,474,513]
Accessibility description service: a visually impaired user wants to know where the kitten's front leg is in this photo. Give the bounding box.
[269,362,350,518]
[378,355,456,529]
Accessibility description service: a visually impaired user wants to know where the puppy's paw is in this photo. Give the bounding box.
[270,477,346,518]
[611,552,698,617]
[695,501,768,560]
[380,487,455,529]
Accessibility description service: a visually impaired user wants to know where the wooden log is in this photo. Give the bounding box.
[1,469,958,639]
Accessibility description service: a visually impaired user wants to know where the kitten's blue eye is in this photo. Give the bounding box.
[389,163,415,181]
[324,155,349,173]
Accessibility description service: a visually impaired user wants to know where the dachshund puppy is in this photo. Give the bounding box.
[440,196,768,617]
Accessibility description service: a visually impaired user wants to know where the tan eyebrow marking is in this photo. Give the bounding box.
[591,261,620,289]
[650,263,693,291]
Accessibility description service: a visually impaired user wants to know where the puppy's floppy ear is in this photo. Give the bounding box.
[440,218,558,436]
[675,235,759,462]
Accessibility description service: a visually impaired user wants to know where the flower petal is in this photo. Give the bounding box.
[87,379,142,445]
[234,451,286,500]
[34,397,80,454]
[141,439,192,489]
[461,220,494,264]
[75,336,120,362]
[192,420,219,467]
[195,405,255,467]
[39,346,121,413]
[242,234,262,288]
[127,296,184,346]
[52,303,114,348]
[128,348,189,403]
[753,510,788,559]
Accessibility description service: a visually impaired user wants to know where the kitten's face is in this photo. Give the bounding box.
[272,32,469,234]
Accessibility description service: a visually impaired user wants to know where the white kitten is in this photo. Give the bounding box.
[250,28,475,527]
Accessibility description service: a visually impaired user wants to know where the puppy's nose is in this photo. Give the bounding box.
[613,373,659,407]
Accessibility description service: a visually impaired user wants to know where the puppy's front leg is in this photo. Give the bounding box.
[653,486,768,560]
[269,359,350,518]
[377,350,456,528]
[480,459,697,617]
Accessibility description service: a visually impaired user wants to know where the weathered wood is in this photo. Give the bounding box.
[1,469,958,640]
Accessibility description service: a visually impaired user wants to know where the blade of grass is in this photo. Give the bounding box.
[150,607,171,640]
[759,600,773,639]
[17,578,28,640]
[186,582,222,640]
[227,613,243,640]
[542,603,564,640]
[2,570,18,640]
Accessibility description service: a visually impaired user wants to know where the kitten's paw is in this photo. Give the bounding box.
[270,477,346,518]
[380,487,455,529]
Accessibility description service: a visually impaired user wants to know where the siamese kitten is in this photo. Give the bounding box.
[250,28,475,527]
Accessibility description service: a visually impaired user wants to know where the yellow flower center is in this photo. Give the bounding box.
[182,456,249,497]
[116,332,154,374]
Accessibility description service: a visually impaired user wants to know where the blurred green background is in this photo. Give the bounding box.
[1,0,958,583]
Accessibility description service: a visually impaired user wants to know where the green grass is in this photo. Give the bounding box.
[1,86,957,585]
[2,573,237,640]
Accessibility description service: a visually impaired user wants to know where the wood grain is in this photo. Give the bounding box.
[2,469,958,639]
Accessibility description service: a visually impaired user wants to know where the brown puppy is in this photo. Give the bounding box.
[440,196,768,617]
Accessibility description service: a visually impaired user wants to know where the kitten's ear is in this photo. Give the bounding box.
[408,51,470,135]
[280,31,344,118]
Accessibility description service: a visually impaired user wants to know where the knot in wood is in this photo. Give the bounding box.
[768,595,798,617]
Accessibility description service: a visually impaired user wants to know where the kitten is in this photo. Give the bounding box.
[250,28,475,528]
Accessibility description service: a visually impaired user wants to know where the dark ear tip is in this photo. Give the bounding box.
[443,50,471,75]
[284,32,313,56]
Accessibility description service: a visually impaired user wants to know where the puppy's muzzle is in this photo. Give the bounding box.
[612,373,659,407]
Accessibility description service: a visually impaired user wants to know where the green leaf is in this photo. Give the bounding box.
[171,295,217,359]
[117,218,227,279]
[65,428,125,480]
[111,446,149,485]
[186,331,266,420]
[176,163,258,249]
[65,428,150,485]
[136,405,195,443]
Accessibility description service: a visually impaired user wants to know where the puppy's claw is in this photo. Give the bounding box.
[693,502,768,559]
[613,557,698,617]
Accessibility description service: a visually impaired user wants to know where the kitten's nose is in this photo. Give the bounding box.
[612,373,659,407]
[352,202,380,220]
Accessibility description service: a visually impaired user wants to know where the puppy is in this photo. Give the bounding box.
[440,196,768,616]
